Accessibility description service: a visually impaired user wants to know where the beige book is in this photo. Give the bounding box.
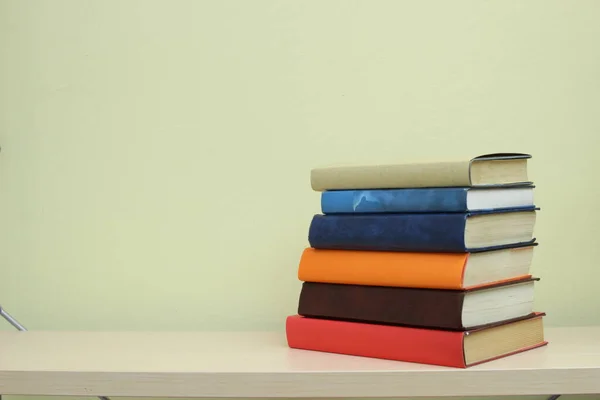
[311,153,532,191]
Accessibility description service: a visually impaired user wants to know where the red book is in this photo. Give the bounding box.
[286,313,547,368]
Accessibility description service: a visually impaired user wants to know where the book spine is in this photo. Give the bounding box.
[310,161,471,191]
[321,188,469,214]
[298,247,536,290]
[298,282,466,330]
[286,315,466,368]
[298,248,468,289]
[308,213,468,252]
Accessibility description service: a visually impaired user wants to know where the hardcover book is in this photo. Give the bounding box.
[308,208,537,252]
[298,244,536,290]
[311,153,532,191]
[297,278,538,330]
[320,186,535,214]
[286,313,547,368]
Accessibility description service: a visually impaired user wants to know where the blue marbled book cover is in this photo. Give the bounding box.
[321,188,470,213]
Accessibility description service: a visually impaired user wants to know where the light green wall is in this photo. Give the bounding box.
[1,0,599,399]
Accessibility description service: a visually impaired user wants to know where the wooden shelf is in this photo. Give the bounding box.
[0,327,598,398]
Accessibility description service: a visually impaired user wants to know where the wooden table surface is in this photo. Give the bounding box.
[0,327,598,397]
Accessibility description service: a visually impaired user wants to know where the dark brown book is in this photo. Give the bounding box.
[297,277,539,330]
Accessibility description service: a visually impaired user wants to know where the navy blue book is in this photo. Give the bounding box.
[321,186,535,214]
[308,208,538,253]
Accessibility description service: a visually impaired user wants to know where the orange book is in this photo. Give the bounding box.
[298,245,536,290]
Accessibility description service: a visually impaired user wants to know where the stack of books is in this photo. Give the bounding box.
[286,153,547,368]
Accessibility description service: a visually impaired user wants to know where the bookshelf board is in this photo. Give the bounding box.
[0,327,598,398]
